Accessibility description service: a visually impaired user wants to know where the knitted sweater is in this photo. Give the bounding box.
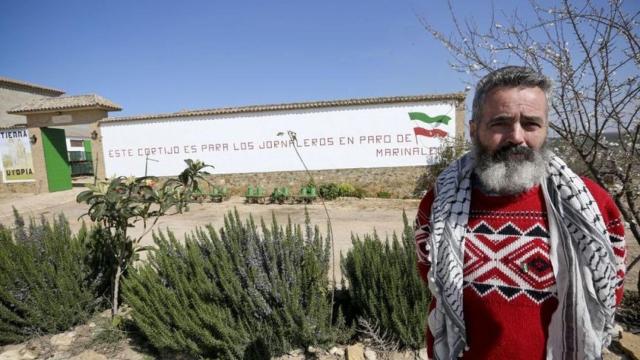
[414,177,626,360]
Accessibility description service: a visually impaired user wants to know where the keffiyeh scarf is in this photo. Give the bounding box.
[427,152,617,360]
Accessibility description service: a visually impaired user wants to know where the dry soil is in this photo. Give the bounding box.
[0,186,637,289]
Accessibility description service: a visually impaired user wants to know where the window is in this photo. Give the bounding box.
[70,139,84,147]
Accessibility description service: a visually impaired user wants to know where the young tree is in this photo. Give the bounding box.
[422,0,640,275]
[77,159,213,317]
[163,159,214,212]
[77,176,165,317]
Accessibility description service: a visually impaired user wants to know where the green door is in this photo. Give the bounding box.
[83,139,92,160]
[41,128,72,192]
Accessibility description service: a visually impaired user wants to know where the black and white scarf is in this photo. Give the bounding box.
[427,152,617,360]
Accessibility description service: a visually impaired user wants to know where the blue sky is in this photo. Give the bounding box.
[1,0,635,118]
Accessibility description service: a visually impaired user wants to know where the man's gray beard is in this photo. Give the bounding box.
[472,142,550,196]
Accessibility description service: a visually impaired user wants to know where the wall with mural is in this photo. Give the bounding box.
[100,101,458,177]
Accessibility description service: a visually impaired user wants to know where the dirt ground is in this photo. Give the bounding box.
[0,187,420,284]
[0,186,638,289]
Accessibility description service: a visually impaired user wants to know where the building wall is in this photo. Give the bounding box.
[25,109,106,128]
[0,180,36,193]
[100,95,466,198]
[24,110,107,193]
[100,99,465,177]
[0,86,61,128]
[0,83,63,192]
[202,165,429,198]
[26,126,47,192]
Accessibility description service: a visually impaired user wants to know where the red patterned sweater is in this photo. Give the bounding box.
[414,177,626,360]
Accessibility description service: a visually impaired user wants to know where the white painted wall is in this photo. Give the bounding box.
[101,101,457,177]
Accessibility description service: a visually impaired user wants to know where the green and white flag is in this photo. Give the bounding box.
[408,112,450,138]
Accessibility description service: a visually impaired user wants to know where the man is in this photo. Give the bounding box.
[414,66,626,360]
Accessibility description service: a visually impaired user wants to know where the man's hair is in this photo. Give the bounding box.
[471,66,552,122]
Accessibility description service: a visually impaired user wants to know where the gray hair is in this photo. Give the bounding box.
[471,66,552,122]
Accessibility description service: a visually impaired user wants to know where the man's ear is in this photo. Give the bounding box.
[469,119,477,139]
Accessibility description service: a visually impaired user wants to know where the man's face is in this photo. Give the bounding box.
[470,86,550,195]
[470,86,548,156]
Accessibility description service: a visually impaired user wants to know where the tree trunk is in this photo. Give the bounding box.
[112,262,122,317]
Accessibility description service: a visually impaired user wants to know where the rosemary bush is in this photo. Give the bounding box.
[123,210,338,359]
[341,211,431,349]
[0,210,98,344]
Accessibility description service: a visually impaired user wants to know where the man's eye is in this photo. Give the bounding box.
[490,121,508,127]
[524,122,541,129]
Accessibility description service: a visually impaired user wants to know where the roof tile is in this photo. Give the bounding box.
[8,94,122,114]
[103,92,465,123]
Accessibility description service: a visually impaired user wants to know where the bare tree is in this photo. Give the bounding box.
[421,0,640,274]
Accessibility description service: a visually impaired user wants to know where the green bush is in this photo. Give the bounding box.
[123,210,340,359]
[337,183,356,196]
[319,183,340,200]
[319,182,367,200]
[414,136,469,197]
[351,186,367,199]
[77,160,213,318]
[341,211,430,349]
[338,182,367,198]
[376,191,392,199]
[0,210,98,345]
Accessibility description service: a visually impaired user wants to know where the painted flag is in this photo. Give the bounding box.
[409,112,451,138]
[413,127,448,138]
[408,112,451,125]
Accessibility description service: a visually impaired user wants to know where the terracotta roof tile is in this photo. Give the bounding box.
[102,92,465,123]
[8,94,122,114]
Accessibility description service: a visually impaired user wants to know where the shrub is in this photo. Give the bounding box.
[77,176,164,317]
[337,183,356,196]
[319,183,340,200]
[338,182,367,198]
[123,210,340,359]
[0,210,98,345]
[351,186,367,199]
[413,136,469,197]
[319,182,367,200]
[376,191,392,199]
[77,159,212,317]
[341,211,430,349]
[163,159,214,211]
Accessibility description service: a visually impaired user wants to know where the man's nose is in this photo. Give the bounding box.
[506,123,525,145]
